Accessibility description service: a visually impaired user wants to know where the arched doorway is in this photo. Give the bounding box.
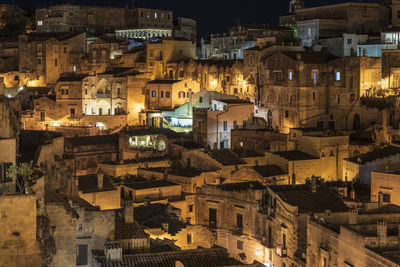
[353,113,361,131]
[267,110,273,127]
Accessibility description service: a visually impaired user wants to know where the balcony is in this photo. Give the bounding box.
[276,246,287,257]
[96,92,111,98]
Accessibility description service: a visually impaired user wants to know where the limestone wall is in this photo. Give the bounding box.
[0,194,41,267]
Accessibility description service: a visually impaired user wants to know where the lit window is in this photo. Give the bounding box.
[288,71,293,81]
[312,71,317,81]
[336,72,341,81]
[73,66,77,72]
[154,12,158,19]
[152,91,156,97]
[37,20,43,26]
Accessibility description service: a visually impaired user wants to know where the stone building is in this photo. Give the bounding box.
[18,32,86,86]
[87,35,128,74]
[193,99,255,149]
[267,127,350,182]
[195,181,269,264]
[262,182,349,267]
[0,194,41,267]
[0,37,19,73]
[174,18,197,42]
[371,171,400,206]
[296,2,389,47]
[35,4,88,33]
[201,25,294,60]
[307,205,400,267]
[344,146,400,184]
[146,38,196,80]
[258,51,383,133]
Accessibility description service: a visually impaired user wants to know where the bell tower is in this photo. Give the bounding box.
[290,0,304,14]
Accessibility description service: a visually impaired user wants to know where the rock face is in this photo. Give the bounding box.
[36,215,56,267]
[0,96,21,139]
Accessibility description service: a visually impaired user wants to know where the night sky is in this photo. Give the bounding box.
[16,0,383,38]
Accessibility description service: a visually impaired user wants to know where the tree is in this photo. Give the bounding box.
[6,161,35,194]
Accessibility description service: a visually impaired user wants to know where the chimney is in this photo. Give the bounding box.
[378,192,384,207]
[377,220,387,248]
[311,176,317,193]
[348,208,358,225]
[123,201,134,224]
[97,168,104,190]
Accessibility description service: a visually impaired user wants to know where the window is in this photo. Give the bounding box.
[70,108,75,117]
[63,47,67,53]
[312,92,316,100]
[76,244,88,265]
[99,108,102,115]
[383,193,391,202]
[165,91,170,98]
[285,110,289,118]
[141,12,144,17]
[330,150,335,157]
[237,213,243,232]
[78,223,82,230]
[84,88,87,95]
[189,205,193,212]
[199,96,203,103]
[152,91,156,98]
[312,71,317,83]
[223,121,228,131]
[37,58,42,65]
[282,233,287,248]
[347,38,352,44]
[73,65,77,72]
[108,108,111,115]
[337,94,341,104]
[237,240,243,250]
[54,59,57,66]
[336,72,341,81]
[40,111,45,121]
[161,91,164,98]
[233,121,237,129]
[209,208,217,228]
[187,233,192,244]
[37,20,43,26]
[288,71,293,80]
[154,12,158,19]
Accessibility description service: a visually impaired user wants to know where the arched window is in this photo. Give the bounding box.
[165,91,170,98]
[179,91,185,98]
[234,88,238,94]
[152,91,156,97]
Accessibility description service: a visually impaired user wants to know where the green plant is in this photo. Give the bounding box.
[6,161,35,194]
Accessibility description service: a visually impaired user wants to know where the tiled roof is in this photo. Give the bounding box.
[147,79,181,84]
[22,32,83,41]
[114,210,149,240]
[134,204,186,235]
[252,165,287,177]
[272,150,319,161]
[19,130,63,163]
[218,181,265,191]
[280,51,338,64]
[57,73,88,82]
[78,174,116,193]
[93,247,245,267]
[65,134,118,147]
[269,185,349,213]
[233,148,264,158]
[122,127,182,139]
[125,180,179,190]
[210,149,246,166]
[345,146,400,164]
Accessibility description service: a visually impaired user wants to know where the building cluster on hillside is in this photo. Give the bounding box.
[4,1,400,267]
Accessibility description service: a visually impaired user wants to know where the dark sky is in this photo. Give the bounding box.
[16,0,383,38]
